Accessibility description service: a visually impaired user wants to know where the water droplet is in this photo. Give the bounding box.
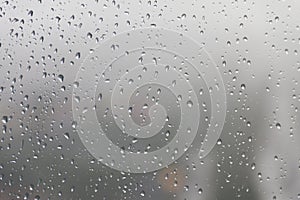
[187,100,193,108]
[276,123,281,130]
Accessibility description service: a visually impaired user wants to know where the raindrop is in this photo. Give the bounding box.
[187,100,193,108]
[276,123,281,130]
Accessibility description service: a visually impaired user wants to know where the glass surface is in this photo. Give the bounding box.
[0,0,300,199]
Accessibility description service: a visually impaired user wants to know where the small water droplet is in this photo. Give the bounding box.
[187,100,193,108]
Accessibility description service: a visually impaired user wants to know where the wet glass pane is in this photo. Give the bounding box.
[0,0,300,199]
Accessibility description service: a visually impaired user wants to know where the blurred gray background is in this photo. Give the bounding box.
[0,0,300,199]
